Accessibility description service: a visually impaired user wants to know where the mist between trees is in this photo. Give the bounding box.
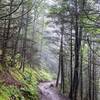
[0,0,100,100]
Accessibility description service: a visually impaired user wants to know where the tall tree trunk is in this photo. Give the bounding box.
[11,1,24,68]
[92,41,97,100]
[71,0,80,99]
[60,32,64,93]
[20,6,29,71]
[88,37,92,100]
[2,0,14,70]
[80,43,83,100]
[69,19,73,99]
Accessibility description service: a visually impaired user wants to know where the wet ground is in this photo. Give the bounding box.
[38,81,69,100]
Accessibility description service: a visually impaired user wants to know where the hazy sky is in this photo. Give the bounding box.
[46,0,56,6]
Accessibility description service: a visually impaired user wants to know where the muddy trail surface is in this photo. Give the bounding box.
[39,81,69,100]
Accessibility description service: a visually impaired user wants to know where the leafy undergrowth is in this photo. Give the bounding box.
[0,66,53,100]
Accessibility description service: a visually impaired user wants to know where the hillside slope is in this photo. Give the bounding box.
[0,66,53,100]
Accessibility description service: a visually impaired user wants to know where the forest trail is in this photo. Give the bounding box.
[39,81,68,100]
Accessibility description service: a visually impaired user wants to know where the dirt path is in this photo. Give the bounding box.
[38,81,69,100]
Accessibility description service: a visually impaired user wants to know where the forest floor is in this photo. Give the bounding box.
[39,81,69,100]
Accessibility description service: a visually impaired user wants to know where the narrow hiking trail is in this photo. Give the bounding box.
[39,81,69,100]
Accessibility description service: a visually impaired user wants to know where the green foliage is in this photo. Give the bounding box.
[0,66,53,100]
[37,68,53,81]
[49,2,67,15]
[0,85,23,100]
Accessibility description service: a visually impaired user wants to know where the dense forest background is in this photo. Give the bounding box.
[0,0,100,100]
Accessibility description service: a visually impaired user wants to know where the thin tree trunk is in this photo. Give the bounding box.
[60,21,64,93]
[56,55,61,87]
[69,19,73,99]
[88,37,92,100]
[80,44,83,100]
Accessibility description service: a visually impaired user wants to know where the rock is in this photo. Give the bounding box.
[50,84,54,87]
